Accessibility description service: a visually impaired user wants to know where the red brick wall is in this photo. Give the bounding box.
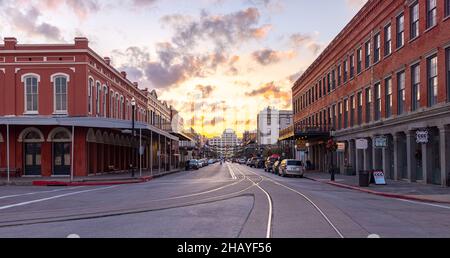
[293,0,450,129]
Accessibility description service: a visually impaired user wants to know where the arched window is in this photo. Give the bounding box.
[52,74,69,114]
[88,78,94,114]
[126,99,129,120]
[120,96,124,120]
[115,93,119,119]
[23,74,39,114]
[110,90,114,118]
[96,81,101,116]
[103,85,108,118]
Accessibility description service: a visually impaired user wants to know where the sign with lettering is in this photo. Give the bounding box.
[337,142,346,152]
[356,139,368,150]
[373,170,386,185]
[374,136,388,148]
[416,130,429,144]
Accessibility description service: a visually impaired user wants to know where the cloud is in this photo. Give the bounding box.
[166,8,271,51]
[289,33,323,56]
[288,71,304,83]
[252,48,296,66]
[3,6,63,41]
[245,81,291,101]
[132,0,158,7]
[345,0,368,10]
[41,0,100,19]
[196,85,216,98]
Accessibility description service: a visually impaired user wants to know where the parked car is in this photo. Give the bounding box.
[239,158,247,164]
[278,159,305,177]
[246,158,253,166]
[253,158,264,169]
[264,156,279,173]
[188,160,200,170]
[272,160,281,175]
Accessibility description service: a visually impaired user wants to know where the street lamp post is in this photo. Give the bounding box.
[329,129,336,182]
[131,98,136,178]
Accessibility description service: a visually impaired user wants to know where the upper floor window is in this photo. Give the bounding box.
[397,71,406,115]
[365,87,372,123]
[88,78,94,114]
[343,60,348,82]
[374,82,381,121]
[365,40,371,68]
[385,77,393,118]
[446,0,450,18]
[103,85,108,117]
[350,95,355,127]
[110,90,114,118]
[349,54,355,78]
[428,54,438,106]
[357,48,362,74]
[96,82,101,116]
[337,65,342,86]
[410,2,419,39]
[52,74,69,114]
[23,75,39,114]
[396,14,404,48]
[411,64,421,111]
[344,99,349,128]
[384,24,392,56]
[332,70,336,90]
[357,92,363,125]
[374,33,381,63]
[426,0,437,29]
[447,48,450,103]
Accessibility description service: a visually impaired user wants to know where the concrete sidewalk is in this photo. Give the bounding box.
[0,169,182,186]
[305,171,450,204]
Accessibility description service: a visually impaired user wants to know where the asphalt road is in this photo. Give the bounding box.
[1,162,450,238]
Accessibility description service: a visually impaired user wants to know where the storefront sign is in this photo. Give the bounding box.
[373,170,386,185]
[416,130,429,144]
[337,142,346,152]
[296,140,307,149]
[374,136,388,148]
[356,139,368,150]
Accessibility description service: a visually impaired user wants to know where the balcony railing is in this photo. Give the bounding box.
[294,123,333,135]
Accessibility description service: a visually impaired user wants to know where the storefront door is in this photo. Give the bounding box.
[53,142,71,176]
[24,143,42,176]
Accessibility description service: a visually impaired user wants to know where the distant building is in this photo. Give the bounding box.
[209,129,242,158]
[257,107,293,146]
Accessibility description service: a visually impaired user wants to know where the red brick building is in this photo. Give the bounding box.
[292,0,450,186]
[0,37,180,179]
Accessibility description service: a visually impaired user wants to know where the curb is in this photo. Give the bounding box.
[306,176,450,205]
[32,176,153,187]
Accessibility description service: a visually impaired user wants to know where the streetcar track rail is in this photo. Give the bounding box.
[0,180,259,229]
[236,164,345,239]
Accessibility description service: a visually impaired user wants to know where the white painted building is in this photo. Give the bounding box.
[209,129,242,158]
[257,107,293,146]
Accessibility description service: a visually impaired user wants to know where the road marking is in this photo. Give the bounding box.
[395,198,450,210]
[227,163,237,180]
[0,186,118,211]
[0,187,85,200]
[232,165,272,238]
[67,234,81,238]
[237,164,344,239]
[368,234,381,238]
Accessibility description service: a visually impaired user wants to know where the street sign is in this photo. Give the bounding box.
[356,139,368,150]
[416,130,429,144]
[373,170,386,185]
[337,142,346,152]
[374,136,388,148]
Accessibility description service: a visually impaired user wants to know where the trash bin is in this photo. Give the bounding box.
[359,170,370,187]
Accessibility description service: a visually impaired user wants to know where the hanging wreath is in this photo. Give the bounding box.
[326,138,338,152]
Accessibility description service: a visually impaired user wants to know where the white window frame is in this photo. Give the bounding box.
[88,77,94,114]
[51,73,70,115]
[103,85,108,118]
[21,73,40,115]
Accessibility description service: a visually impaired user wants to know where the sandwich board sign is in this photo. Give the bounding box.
[373,170,386,185]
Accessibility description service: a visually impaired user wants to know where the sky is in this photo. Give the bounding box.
[0,0,367,137]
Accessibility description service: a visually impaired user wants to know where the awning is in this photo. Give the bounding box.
[0,116,178,141]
